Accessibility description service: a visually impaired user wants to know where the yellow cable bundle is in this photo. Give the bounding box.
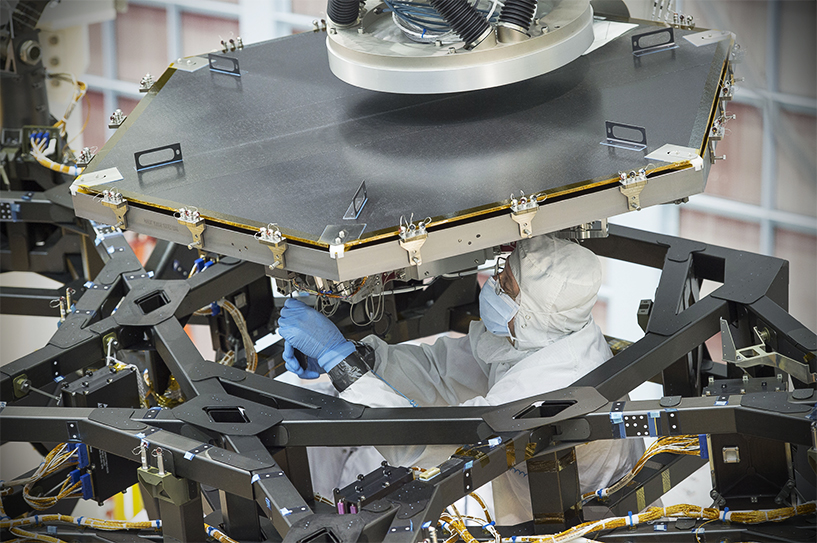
[582,435,701,502]
[28,137,83,177]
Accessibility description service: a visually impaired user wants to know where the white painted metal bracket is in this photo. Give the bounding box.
[70,167,123,196]
[720,318,816,384]
[645,145,704,171]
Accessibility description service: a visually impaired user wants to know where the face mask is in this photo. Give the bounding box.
[479,277,520,337]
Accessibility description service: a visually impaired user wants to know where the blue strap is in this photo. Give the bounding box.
[77,516,84,526]
[721,507,729,521]
[648,410,661,436]
[698,434,709,459]
[628,511,634,526]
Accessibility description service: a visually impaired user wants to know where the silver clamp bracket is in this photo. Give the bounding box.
[100,189,128,229]
[76,147,95,168]
[510,192,542,238]
[398,215,430,266]
[720,78,736,101]
[108,108,127,129]
[139,73,154,93]
[256,223,287,270]
[708,140,726,164]
[720,318,816,384]
[710,108,736,141]
[619,167,649,211]
[176,207,206,253]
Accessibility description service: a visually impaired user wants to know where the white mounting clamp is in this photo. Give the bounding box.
[100,189,128,229]
[177,207,206,253]
[619,167,649,211]
[256,223,287,270]
[329,243,345,260]
[510,192,542,239]
[398,216,430,266]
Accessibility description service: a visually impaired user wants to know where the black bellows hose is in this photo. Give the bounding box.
[429,0,491,47]
[498,0,537,32]
[327,0,361,25]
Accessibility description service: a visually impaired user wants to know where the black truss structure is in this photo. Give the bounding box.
[1,224,815,543]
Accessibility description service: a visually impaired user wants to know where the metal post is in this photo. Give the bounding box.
[759,0,780,256]
[158,490,206,543]
[219,491,262,541]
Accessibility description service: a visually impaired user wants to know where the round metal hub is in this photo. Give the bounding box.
[326,0,594,94]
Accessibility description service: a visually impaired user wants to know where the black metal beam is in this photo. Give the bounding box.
[0,285,63,316]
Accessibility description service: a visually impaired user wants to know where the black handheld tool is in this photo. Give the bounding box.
[293,348,309,370]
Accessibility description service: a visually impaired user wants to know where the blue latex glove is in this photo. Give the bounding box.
[278,298,356,377]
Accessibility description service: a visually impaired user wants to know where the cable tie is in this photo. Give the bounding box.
[77,516,84,526]
[626,511,634,526]
[207,526,215,536]
[721,507,729,521]
[34,515,39,526]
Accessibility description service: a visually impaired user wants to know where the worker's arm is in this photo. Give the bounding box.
[279,298,491,404]
[350,329,490,407]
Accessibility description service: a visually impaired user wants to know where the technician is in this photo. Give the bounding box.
[278,234,642,524]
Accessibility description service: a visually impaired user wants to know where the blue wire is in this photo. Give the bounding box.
[370,368,418,407]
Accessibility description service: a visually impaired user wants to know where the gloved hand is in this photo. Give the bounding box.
[278,298,356,378]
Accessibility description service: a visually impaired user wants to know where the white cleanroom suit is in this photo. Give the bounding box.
[338,235,643,525]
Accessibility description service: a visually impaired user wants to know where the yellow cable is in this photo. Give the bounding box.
[582,435,701,503]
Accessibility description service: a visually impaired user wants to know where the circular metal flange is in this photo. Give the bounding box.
[326,0,594,94]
